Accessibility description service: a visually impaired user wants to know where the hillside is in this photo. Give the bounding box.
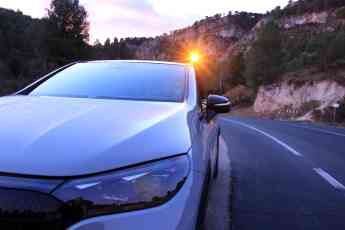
[135,12,263,61]
[0,8,48,94]
[1,0,345,123]
[133,1,345,123]
[0,6,149,95]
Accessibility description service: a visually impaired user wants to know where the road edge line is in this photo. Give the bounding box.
[290,124,345,138]
[314,168,345,191]
[226,119,303,157]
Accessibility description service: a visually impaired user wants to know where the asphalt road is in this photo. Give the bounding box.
[219,117,345,230]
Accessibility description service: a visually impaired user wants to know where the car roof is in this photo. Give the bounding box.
[84,60,193,67]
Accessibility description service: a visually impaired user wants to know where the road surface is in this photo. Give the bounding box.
[219,117,345,230]
[205,136,231,230]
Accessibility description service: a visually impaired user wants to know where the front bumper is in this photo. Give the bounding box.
[68,171,203,230]
[0,171,202,230]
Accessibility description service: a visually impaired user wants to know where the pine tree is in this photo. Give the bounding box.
[244,21,282,88]
[47,0,90,63]
[223,52,245,87]
[111,37,120,59]
[326,30,345,66]
[104,38,111,49]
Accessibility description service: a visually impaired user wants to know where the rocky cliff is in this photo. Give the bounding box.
[135,13,262,61]
[134,4,345,121]
[251,9,345,120]
[134,8,343,61]
[255,80,345,112]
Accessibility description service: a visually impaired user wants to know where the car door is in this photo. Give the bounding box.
[199,102,221,179]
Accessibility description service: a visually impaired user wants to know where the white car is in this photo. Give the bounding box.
[0,60,230,230]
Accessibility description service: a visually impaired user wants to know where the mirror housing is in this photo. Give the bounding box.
[207,95,231,114]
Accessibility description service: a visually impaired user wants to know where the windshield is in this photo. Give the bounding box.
[27,62,187,102]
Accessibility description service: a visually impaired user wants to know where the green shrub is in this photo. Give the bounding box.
[336,7,345,19]
[244,21,282,88]
[224,85,255,106]
[336,98,345,122]
[312,99,345,123]
[221,52,246,87]
[284,56,305,72]
[326,30,345,66]
[298,100,321,116]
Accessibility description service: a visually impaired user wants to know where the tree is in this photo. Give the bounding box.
[0,30,7,58]
[326,30,345,67]
[222,52,245,87]
[93,39,102,48]
[47,0,90,63]
[104,38,111,49]
[244,21,283,88]
[119,39,131,59]
[111,37,120,59]
[103,38,112,58]
[271,6,283,19]
[336,7,345,19]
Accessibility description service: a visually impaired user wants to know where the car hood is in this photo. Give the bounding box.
[0,96,192,177]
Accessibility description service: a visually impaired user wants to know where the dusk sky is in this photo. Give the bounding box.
[0,0,290,43]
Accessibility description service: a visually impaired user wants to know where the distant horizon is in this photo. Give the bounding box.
[0,0,290,43]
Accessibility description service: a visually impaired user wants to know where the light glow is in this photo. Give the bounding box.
[190,52,201,63]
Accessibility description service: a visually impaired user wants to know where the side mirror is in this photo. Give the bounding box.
[207,95,231,114]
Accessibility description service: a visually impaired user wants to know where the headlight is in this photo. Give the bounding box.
[53,155,190,221]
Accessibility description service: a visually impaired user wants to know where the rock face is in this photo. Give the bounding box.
[134,7,345,121]
[135,14,262,61]
[134,10,338,61]
[134,38,163,60]
[224,85,254,105]
[280,11,329,29]
[252,10,345,116]
[254,80,345,113]
[171,15,247,41]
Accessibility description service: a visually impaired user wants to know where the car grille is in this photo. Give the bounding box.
[0,188,75,230]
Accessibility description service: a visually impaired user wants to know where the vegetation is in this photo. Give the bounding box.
[1,0,345,103]
[279,29,345,73]
[226,11,263,31]
[298,100,321,117]
[244,21,283,89]
[92,37,149,60]
[313,99,345,124]
[336,7,345,19]
[192,11,263,31]
[325,30,345,68]
[0,0,92,95]
[207,1,345,94]
[0,1,148,95]
[283,0,345,16]
[221,19,345,93]
[46,0,90,63]
[219,52,245,88]
[0,8,49,94]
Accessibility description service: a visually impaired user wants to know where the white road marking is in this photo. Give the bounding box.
[314,168,345,190]
[226,119,302,157]
[289,124,345,138]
